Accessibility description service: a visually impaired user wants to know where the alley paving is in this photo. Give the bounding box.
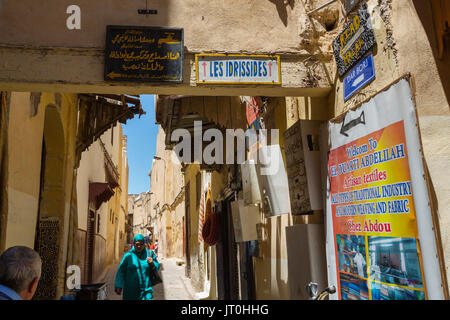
[105,256,196,300]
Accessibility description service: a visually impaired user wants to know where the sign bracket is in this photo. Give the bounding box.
[138,0,158,15]
[306,0,338,15]
[340,111,365,136]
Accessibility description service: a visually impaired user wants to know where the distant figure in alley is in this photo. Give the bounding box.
[0,246,42,300]
[114,234,160,300]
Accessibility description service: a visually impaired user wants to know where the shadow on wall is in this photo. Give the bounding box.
[34,104,66,300]
[412,0,450,106]
[424,160,450,299]
[274,216,288,298]
[268,0,295,26]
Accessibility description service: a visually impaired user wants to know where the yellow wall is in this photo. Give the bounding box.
[183,164,227,297]
[150,126,185,259]
[76,127,114,282]
[0,0,334,97]
[106,125,125,267]
[5,92,78,298]
[119,134,129,257]
[6,92,45,248]
[208,167,229,300]
[252,98,292,299]
[184,164,203,291]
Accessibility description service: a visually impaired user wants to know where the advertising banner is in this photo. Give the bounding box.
[326,76,444,300]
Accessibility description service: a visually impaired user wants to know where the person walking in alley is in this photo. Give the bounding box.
[154,239,158,256]
[0,246,42,300]
[114,234,160,300]
[144,235,150,250]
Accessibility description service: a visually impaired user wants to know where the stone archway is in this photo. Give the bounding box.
[34,104,66,300]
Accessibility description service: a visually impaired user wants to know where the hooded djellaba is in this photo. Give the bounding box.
[114,234,160,300]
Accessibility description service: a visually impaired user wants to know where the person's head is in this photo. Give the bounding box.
[0,246,42,300]
[133,234,145,253]
[144,236,150,248]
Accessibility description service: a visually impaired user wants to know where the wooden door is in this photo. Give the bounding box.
[239,242,256,300]
[217,198,240,300]
[86,210,96,283]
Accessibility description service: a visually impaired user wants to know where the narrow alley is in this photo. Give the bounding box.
[105,256,196,300]
[0,0,449,305]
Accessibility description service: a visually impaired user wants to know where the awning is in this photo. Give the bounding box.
[75,94,144,168]
[89,182,115,210]
[154,95,247,171]
[155,95,247,147]
[104,151,119,189]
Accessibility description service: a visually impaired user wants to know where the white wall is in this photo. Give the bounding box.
[76,124,120,232]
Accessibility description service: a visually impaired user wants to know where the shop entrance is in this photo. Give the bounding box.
[216,194,255,300]
[216,197,239,300]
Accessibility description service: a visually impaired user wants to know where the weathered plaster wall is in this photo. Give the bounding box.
[184,163,204,292]
[392,0,450,297]
[5,92,44,248]
[166,151,185,259]
[106,124,124,266]
[0,0,335,96]
[119,135,129,256]
[151,126,169,256]
[76,137,108,232]
[170,195,185,259]
[0,0,331,54]
[207,167,229,300]
[6,91,78,298]
[77,125,127,279]
[150,125,185,259]
[131,193,151,236]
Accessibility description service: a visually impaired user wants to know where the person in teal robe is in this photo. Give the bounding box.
[114,234,160,300]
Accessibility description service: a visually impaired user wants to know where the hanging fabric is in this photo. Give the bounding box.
[201,187,211,247]
[198,186,205,243]
[202,188,220,246]
[245,96,262,126]
[202,208,220,246]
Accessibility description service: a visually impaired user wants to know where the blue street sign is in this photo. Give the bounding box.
[343,53,376,101]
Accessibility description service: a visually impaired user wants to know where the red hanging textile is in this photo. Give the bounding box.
[198,188,205,243]
[202,206,220,246]
[246,96,262,126]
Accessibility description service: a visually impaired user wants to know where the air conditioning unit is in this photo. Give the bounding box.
[255,144,291,217]
[241,159,262,206]
[283,120,324,215]
[231,199,260,242]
